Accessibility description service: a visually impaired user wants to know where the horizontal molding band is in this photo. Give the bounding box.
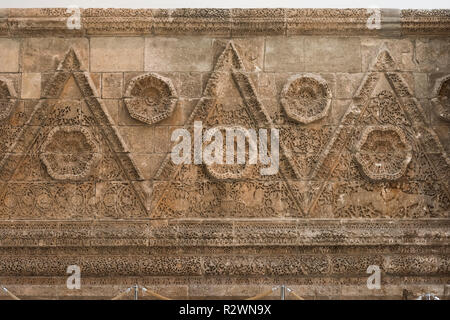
[0,8,448,36]
[0,219,448,247]
[0,252,447,277]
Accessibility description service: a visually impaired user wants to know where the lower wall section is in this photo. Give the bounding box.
[0,276,447,300]
[0,219,448,299]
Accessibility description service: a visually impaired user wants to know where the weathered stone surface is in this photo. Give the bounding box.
[0,39,20,72]
[90,37,144,72]
[415,38,450,72]
[265,36,304,72]
[21,73,41,99]
[0,8,449,300]
[22,38,89,72]
[361,38,415,72]
[145,37,214,72]
[304,37,361,72]
[102,73,123,99]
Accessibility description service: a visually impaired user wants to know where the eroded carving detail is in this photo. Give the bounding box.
[355,125,412,181]
[281,74,331,124]
[0,48,147,219]
[0,78,17,121]
[309,48,450,218]
[203,126,251,180]
[432,75,450,122]
[40,126,101,181]
[152,41,303,218]
[124,73,178,125]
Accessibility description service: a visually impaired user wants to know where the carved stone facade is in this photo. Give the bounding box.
[0,9,449,300]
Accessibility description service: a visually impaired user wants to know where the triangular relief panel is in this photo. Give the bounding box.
[308,46,450,218]
[151,41,304,218]
[0,49,147,220]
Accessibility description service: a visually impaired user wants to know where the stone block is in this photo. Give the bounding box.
[103,99,119,125]
[413,73,429,98]
[21,73,41,99]
[153,126,169,153]
[304,37,361,72]
[0,39,20,72]
[102,73,123,98]
[265,36,304,72]
[90,37,144,72]
[22,38,89,72]
[335,73,364,99]
[415,38,450,73]
[145,37,214,72]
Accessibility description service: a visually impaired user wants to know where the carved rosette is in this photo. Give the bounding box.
[432,75,450,122]
[124,73,178,125]
[354,125,412,181]
[205,160,249,180]
[203,126,252,180]
[40,126,101,180]
[281,74,331,124]
[0,78,17,121]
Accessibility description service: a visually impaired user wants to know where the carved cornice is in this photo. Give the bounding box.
[0,219,448,278]
[0,8,448,36]
[0,219,448,248]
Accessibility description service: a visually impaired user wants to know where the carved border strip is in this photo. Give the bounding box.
[0,219,448,247]
[0,250,448,277]
[1,9,449,36]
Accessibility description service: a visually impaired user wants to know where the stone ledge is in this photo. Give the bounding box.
[0,8,448,36]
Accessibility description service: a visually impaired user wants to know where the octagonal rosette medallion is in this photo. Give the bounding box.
[354,125,412,181]
[124,73,178,125]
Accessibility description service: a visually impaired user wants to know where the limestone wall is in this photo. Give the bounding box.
[0,9,448,299]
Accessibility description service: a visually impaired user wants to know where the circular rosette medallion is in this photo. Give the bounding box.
[124,73,178,125]
[39,126,100,180]
[354,125,412,181]
[203,126,255,180]
[281,74,331,124]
